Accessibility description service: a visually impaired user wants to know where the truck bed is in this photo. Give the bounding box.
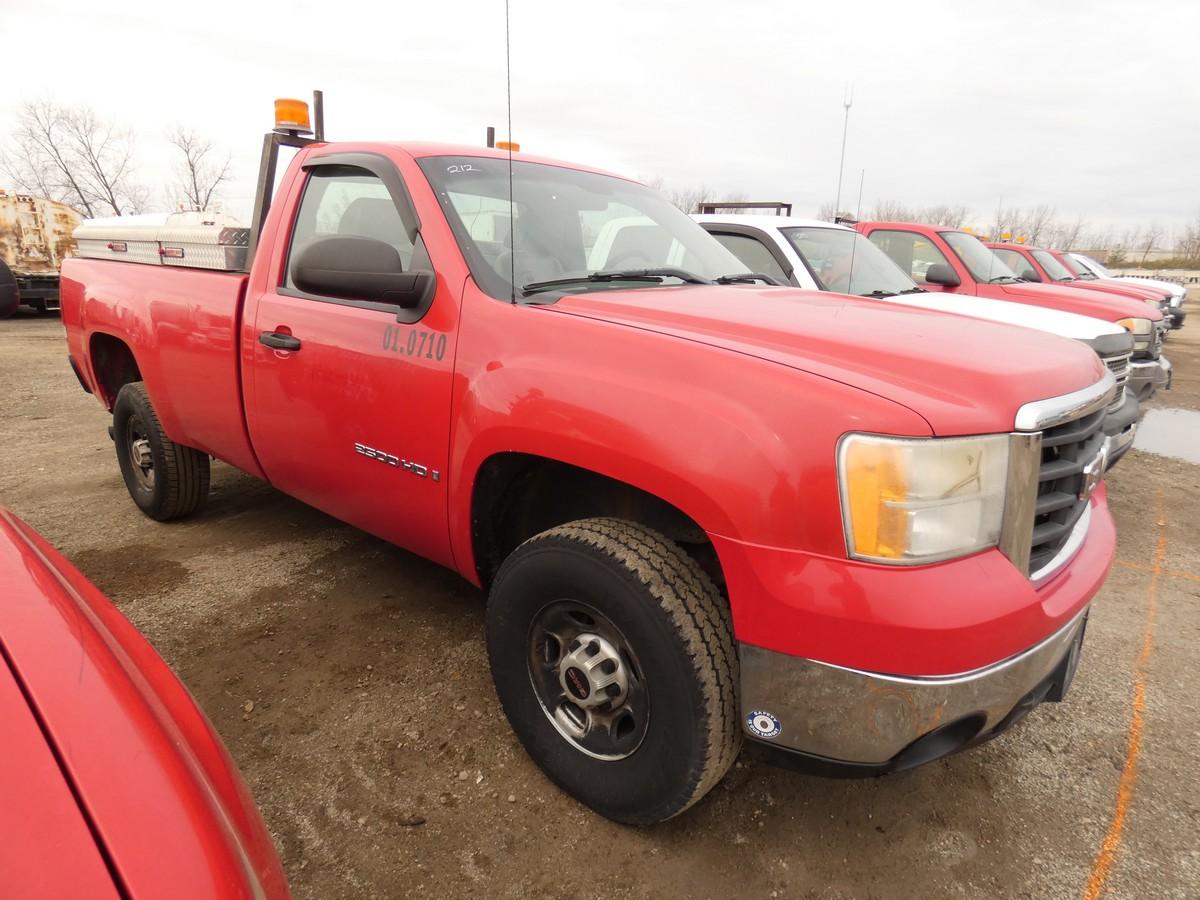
[60,258,264,479]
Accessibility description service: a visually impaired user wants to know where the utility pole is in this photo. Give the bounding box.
[856,168,865,221]
[833,84,853,221]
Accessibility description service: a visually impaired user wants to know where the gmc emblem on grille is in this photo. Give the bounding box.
[1079,445,1109,502]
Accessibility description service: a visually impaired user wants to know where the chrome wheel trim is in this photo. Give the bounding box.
[125,415,154,491]
[527,600,649,761]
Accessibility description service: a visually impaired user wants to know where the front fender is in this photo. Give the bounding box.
[446,287,931,581]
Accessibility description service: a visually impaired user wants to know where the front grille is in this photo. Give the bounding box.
[1029,407,1107,576]
[1101,352,1130,412]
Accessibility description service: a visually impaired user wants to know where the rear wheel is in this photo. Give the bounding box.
[486,518,740,824]
[113,382,210,520]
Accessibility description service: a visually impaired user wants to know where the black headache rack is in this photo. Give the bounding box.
[244,90,326,273]
[697,201,793,216]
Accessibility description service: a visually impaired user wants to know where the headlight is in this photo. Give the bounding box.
[838,433,1010,565]
[1118,316,1153,350]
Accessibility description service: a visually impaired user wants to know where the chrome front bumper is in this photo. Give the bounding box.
[1102,391,1138,469]
[1129,356,1172,399]
[739,608,1089,767]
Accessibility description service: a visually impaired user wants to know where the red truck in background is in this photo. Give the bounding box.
[61,100,1117,823]
[857,221,1171,399]
[986,240,1172,311]
[0,507,289,899]
[1052,249,1187,330]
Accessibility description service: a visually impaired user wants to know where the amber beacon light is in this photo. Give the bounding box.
[273,98,313,135]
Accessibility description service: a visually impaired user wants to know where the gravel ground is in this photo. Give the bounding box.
[1,309,1197,899]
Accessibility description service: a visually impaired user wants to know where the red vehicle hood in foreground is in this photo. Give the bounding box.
[548,283,1104,436]
[0,508,289,899]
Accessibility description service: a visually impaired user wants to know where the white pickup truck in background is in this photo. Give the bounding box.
[1068,252,1187,328]
[690,211,1140,466]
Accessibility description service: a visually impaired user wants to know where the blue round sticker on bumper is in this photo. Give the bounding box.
[747,710,781,739]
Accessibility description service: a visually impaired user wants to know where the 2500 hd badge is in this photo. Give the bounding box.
[354,443,441,481]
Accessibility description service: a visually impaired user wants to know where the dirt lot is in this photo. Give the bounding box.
[2,309,1198,899]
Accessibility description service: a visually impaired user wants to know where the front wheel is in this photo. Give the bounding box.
[113,382,210,521]
[486,518,740,824]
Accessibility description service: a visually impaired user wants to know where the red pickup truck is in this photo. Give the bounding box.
[61,107,1117,823]
[856,221,1171,399]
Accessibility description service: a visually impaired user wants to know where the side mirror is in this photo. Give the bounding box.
[1021,269,1042,282]
[292,235,435,310]
[924,263,961,288]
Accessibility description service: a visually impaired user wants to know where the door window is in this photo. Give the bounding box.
[708,232,790,283]
[867,229,952,284]
[285,166,416,290]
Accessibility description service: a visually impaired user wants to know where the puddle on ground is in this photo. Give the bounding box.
[1133,408,1200,465]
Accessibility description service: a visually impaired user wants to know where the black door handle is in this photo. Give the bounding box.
[259,331,301,351]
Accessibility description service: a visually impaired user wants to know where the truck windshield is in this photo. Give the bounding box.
[780,227,917,297]
[1058,254,1094,278]
[417,156,747,300]
[1032,249,1076,281]
[941,231,1021,283]
[1072,254,1110,277]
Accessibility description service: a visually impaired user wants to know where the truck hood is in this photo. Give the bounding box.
[880,291,1124,340]
[991,281,1162,322]
[0,651,119,898]
[1065,279,1164,302]
[1104,276,1181,300]
[546,285,1105,436]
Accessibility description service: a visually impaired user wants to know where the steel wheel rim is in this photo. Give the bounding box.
[125,415,154,491]
[527,600,649,761]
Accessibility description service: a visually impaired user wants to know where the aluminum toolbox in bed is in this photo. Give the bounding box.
[74,211,249,271]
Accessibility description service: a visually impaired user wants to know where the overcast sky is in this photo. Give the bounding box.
[2,0,1196,232]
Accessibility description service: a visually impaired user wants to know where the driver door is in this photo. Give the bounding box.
[244,157,458,568]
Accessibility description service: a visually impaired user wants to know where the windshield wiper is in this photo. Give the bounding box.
[987,275,1021,284]
[897,287,926,294]
[715,272,783,286]
[860,289,899,298]
[522,268,713,295]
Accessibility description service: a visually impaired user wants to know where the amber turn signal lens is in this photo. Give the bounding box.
[496,140,520,151]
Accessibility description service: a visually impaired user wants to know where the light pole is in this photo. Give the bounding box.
[833,84,853,221]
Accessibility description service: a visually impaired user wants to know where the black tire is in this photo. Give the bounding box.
[486,517,740,824]
[0,261,18,319]
[112,382,210,521]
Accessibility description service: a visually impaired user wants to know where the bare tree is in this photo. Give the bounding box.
[1137,221,1163,265]
[1,101,147,216]
[638,176,749,214]
[1175,210,1200,264]
[638,175,666,194]
[869,199,917,222]
[168,127,232,211]
[1044,216,1086,251]
[1014,204,1056,245]
[921,204,970,228]
[669,185,709,214]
